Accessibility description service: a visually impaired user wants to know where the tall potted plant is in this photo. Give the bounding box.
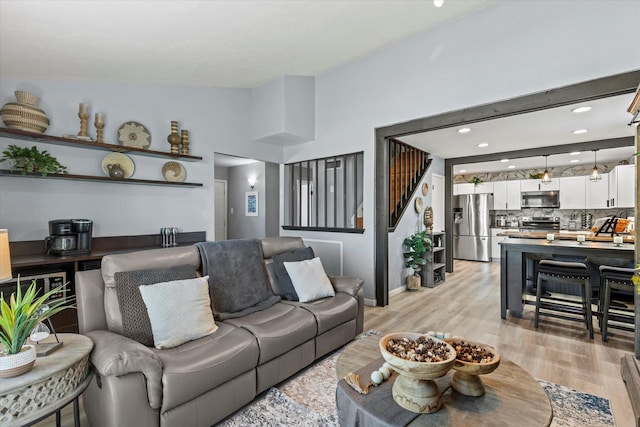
[0,278,74,377]
[403,230,432,290]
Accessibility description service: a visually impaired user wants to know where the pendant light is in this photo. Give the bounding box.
[590,149,602,182]
[541,155,552,184]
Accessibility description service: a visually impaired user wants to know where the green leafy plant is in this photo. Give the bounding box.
[469,176,483,186]
[0,144,67,176]
[529,172,544,179]
[633,264,640,295]
[0,278,74,355]
[403,230,432,274]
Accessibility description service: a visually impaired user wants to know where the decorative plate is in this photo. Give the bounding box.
[422,182,429,196]
[414,197,423,213]
[101,153,135,178]
[162,161,186,183]
[117,121,151,149]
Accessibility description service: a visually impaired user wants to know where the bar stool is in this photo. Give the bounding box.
[599,265,635,342]
[535,260,593,339]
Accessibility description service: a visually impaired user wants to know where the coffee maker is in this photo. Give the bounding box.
[46,219,93,256]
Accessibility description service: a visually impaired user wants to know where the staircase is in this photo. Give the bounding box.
[388,138,431,230]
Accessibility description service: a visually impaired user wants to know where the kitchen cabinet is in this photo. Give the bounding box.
[491,228,518,259]
[520,178,560,192]
[608,164,635,208]
[454,183,474,195]
[559,176,586,209]
[493,180,521,210]
[586,173,609,209]
[473,182,494,194]
[0,127,203,187]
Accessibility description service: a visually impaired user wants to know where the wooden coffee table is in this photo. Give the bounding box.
[336,334,552,426]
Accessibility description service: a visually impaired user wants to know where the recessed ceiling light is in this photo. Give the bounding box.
[433,0,444,7]
[572,129,588,134]
[459,169,466,173]
[508,165,515,169]
[572,106,592,113]
[569,151,581,155]
[477,143,489,148]
[500,159,509,162]
[570,159,579,163]
[458,127,471,134]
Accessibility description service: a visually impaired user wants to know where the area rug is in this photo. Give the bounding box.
[219,337,615,426]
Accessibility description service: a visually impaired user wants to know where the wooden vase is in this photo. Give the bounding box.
[167,121,180,154]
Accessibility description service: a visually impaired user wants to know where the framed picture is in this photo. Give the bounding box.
[245,191,258,216]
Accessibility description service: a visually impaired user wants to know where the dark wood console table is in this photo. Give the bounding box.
[8,231,206,332]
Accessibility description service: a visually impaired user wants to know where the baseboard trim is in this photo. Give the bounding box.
[621,354,640,427]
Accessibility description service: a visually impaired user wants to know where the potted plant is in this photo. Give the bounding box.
[469,176,483,186]
[0,144,67,176]
[0,278,74,377]
[403,230,432,290]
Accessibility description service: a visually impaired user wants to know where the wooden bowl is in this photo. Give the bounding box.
[444,337,500,396]
[379,332,456,413]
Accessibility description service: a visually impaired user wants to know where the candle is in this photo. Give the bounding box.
[546,233,554,241]
[95,113,104,124]
[577,235,585,243]
[79,103,88,114]
[613,236,623,245]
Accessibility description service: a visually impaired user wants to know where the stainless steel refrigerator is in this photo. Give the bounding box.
[453,193,493,262]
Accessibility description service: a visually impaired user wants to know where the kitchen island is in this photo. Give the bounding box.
[499,238,634,319]
[497,230,635,243]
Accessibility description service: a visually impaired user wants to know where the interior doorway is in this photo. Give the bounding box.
[214,180,227,241]
[432,174,444,232]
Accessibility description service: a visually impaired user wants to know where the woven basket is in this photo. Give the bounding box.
[0,91,50,134]
[0,345,36,378]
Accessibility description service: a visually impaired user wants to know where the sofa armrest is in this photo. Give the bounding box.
[329,276,364,297]
[86,330,163,409]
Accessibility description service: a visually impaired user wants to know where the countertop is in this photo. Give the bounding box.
[497,230,635,243]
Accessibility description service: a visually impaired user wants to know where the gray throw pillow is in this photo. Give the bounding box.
[196,239,279,319]
[268,247,315,300]
[114,265,197,346]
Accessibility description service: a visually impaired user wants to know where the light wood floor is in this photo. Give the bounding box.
[33,260,635,426]
[365,260,636,427]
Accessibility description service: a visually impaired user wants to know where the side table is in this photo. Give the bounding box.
[0,333,94,427]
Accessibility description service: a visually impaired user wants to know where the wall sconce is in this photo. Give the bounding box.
[590,149,602,182]
[0,229,12,283]
[248,177,256,189]
[541,155,552,184]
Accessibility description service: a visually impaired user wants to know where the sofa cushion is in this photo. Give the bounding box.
[195,239,280,319]
[139,276,218,349]
[153,323,259,411]
[267,247,315,300]
[101,246,201,334]
[282,292,358,335]
[224,302,317,364]
[114,264,197,346]
[284,257,335,302]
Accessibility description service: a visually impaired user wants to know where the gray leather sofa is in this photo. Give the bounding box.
[75,237,364,427]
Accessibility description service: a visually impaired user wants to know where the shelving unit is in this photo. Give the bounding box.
[0,127,203,187]
[422,231,446,288]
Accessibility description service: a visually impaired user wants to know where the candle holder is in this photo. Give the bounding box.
[95,120,105,144]
[167,121,180,154]
[180,130,190,155]
[70,103,93,141]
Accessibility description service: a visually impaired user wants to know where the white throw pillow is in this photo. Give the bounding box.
[283,257,335,303]
[138,276,218,349]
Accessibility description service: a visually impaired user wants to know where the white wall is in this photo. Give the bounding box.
[1,1,638,303]
[0,79,281,241]
[282,1,640,302]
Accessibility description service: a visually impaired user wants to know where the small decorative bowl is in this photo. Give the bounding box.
[444,337,500,396]
[379,332,456,413]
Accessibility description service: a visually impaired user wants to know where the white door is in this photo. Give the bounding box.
[432,174,445,232]
[214,180,227,241]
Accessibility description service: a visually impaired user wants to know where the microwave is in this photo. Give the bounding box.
[521,191,560,208]
[0,271,68,302]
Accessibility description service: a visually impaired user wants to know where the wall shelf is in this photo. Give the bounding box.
[0,170,203,187]
[0,127,203,161]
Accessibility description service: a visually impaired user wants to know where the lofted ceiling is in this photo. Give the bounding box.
[1,1,636,169]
